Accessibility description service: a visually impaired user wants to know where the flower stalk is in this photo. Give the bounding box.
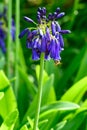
[19,7,71,63]
[33,53,45,130]
[7,0,12,77]
[15,0,20,97]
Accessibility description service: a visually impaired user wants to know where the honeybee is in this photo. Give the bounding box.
[54,60,61,66]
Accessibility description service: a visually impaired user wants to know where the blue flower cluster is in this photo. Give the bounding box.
[19,7,71,62]
[0,7,15,53]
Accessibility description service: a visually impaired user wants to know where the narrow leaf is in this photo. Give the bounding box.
[61,76,87,103]
[40,101,79,118]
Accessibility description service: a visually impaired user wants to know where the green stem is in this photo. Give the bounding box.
[33,53,45,130]
[7,0,12,77]
[15,0,20,97]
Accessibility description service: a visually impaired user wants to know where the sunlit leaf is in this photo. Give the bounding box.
[0,71,17,119]
[0,109,18,130]
[61,76,87,103]
[0,92,4,100]
[54,120,67,130]
[40,101,79,118]
[20,125,28,130]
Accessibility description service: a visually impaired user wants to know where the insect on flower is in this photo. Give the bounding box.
[54,60,61,66]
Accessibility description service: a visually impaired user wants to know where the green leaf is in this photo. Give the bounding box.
[57,47,85,98]
[27,116,33,129]
[20,125,29,130]
[39,119,48,128]
[0,71,17,119]
[47,86,56,104]
[36,65,49,83]
[41,74,54,106]
[40,101,79,118]
[0,92,4,100]
[54,120,67,130]
[0,70,10,90]
[0,109,18,130]
[75,50,87,82]
[27,116,43,130]
[61,109,87,130]
[61,76,87,103]
[22,74,54,123]
[16,43,27,72]
[18,66,36,97]
[0,51,5,69]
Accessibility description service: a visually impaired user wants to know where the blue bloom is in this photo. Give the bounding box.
[19,7,71,63]
[0,7,16,42]
[11,18,16,41]
[0,22,6,53]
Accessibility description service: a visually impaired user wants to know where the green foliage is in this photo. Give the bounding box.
[0,0,87,129]
[0,68,87,130]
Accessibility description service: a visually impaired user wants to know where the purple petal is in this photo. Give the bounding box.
[0,22,3,26]
[59,30,71,34]
[55,33,59,39]
[37,15,41,24]
[56,12,65,19]
[42,7,46,15]
[59,34,64,48]
[48,13,53,20]
[50,39,61,60]
[11,28,15,41]
[27,31,35,41]
[0,28,6,39]
[42,15,46,19]
[37,11,41,16]
[56,7,60,13]
[0,39,6,53]
[46,27,51,42]
[19,28,29,38]
[38,7,42,12]
[45,54,50,60]
[24,16,35,23]
[26,41,32,49]
[55,22,61,32]
[53,12,57,18]
[41,35,46,52]
[32,49,40,60]
[32,38,38,48]
[11,19,16,41]
[32,30,38,36]
[37,40,41,51]
[51,22,56,35]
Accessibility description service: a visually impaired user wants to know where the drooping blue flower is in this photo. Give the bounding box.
[0,6,16,42]
[0,22,6,53]
[19,7,71,63]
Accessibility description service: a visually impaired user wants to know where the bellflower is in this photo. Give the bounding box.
[0,22,6,53]
[19,7,71,63]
